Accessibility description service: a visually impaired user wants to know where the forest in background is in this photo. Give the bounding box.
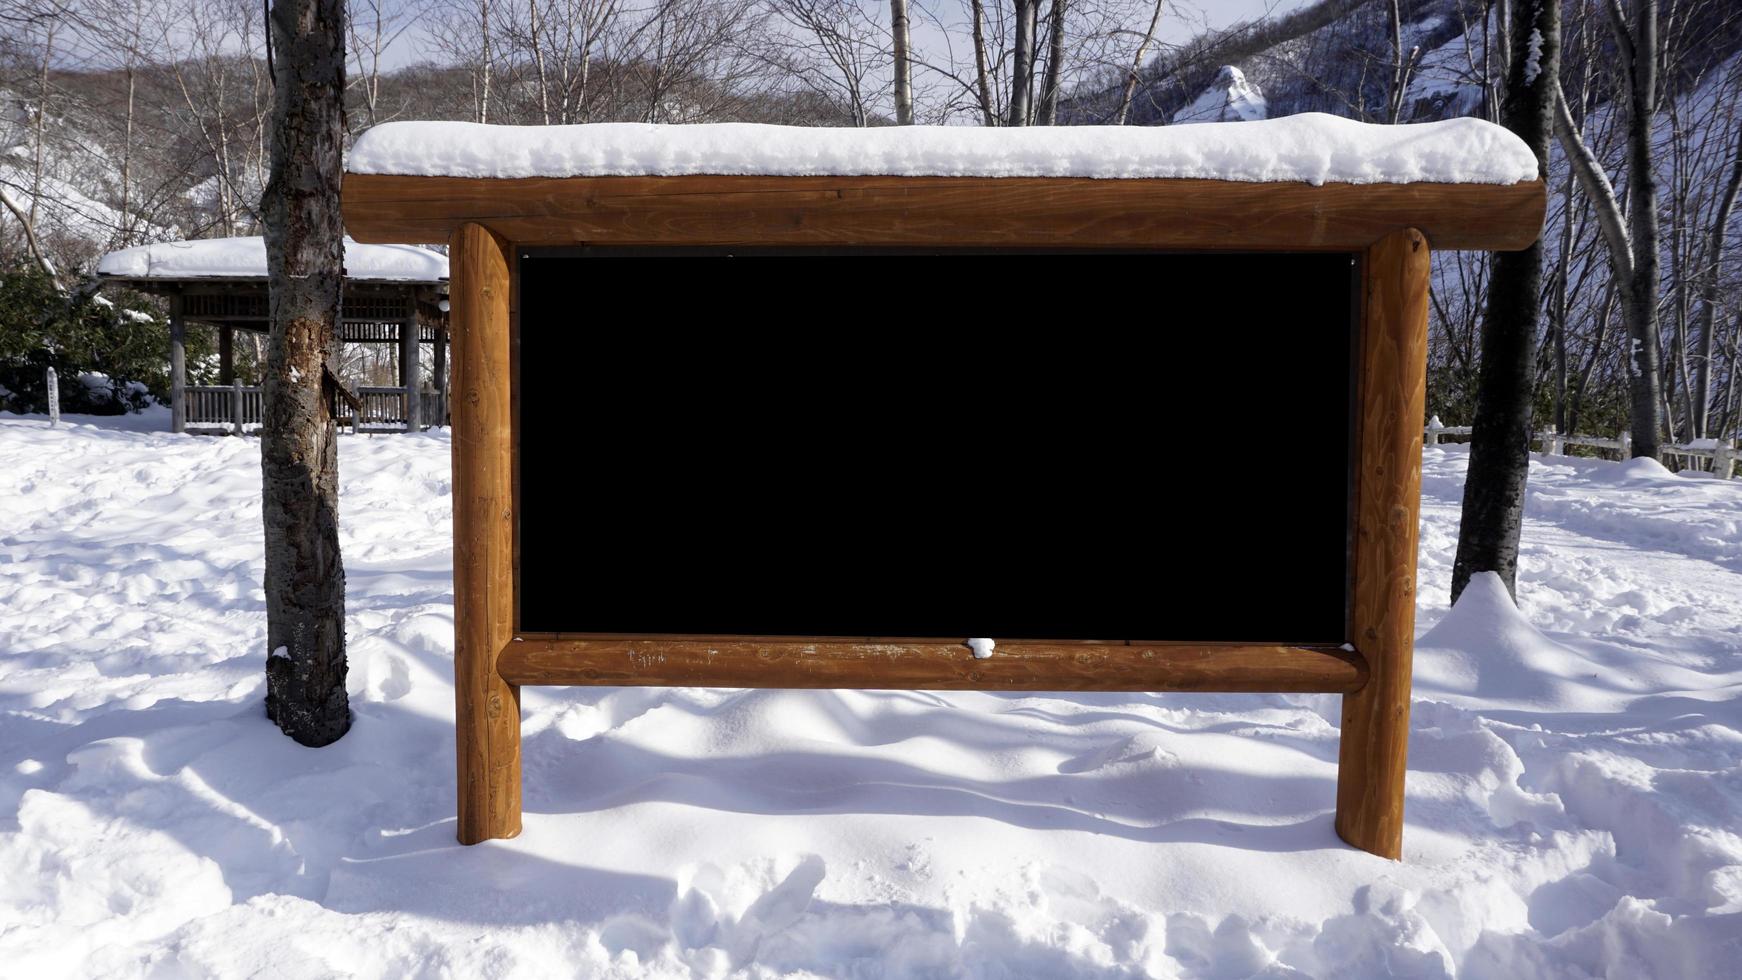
[2,0,1741,449]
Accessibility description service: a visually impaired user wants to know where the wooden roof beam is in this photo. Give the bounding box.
[343,173,1546,252]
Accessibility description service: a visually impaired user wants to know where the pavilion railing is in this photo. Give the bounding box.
[181,383,446,434]
[349,386,448,431]
[356,386,410,430]
[420,389,448,428]
[185,384,262,434]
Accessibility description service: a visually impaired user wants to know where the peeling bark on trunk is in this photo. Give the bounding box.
[1451,0,1558,605]
[261,0,350,746]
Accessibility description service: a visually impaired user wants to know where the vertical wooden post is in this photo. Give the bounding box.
[401,308,421,432]
[1337,227,1430,860]
[433,325,448,425]
[1717,439,1737,480]
[45,367,59,426]
[449,222,521,844]
[169,294,187,434]
[232,381,244,436]
[219,325,235,385]
[1620,428,1632,460]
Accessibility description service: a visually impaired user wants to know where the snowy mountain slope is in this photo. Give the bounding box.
[0,416,1738,977]
[1079,0,1742,128]
[1171,67,1269,125]
[0,88,173,262]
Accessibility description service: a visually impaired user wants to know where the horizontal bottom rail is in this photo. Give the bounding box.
[497,638,1368,693]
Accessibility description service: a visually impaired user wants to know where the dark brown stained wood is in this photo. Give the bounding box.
[449,222,522,844]
[497,638,1368,693]
[342,173,1546,252]
[1336,227,1431,860]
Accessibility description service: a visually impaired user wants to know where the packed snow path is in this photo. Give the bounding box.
[1,414,1738,978]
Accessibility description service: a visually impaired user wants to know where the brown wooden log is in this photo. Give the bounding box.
[449,222,522,844]
[497,638,1367,693]
[1336,227,1431,860]
[342,174,1545,253]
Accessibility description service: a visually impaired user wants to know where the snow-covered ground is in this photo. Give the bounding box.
[1,414,1738,978]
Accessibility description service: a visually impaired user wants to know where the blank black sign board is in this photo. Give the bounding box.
[516,249,1358,643]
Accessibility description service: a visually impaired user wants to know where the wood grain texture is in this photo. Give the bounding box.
[449,222,522,844]
[497,638,1368,693]
[343,173,1545,252]
[1336,227,1431,860]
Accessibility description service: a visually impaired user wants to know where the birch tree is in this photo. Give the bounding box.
[1008,0,1037,124]
[890,0,913,124]
[1552,0,1665,458]
[1112,0,1163,125]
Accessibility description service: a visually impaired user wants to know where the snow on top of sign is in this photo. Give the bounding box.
[96,236,448,282]
[345,113,1538,186]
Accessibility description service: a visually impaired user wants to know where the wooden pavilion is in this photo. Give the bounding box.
[96,237,450,434]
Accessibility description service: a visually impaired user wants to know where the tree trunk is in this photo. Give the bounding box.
[1114,0,1165,126]
[121,65,136,244]
[1549,170,1578,434]
[1008,0,1038,126]
[970,0,996,126]
[529,0,550,124]
[1038,0,1066,125]
[1621,0,1664,458]
[478,0,494,123]
[1385,0,1413,123]
[1690,127,1742,438]
[890,0,913,125]
[261,0,351,746]
[1451,0,1558,605]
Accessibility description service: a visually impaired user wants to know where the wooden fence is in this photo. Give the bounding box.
[350,387,448,432]
[179,381,447,435]
[1425,419,1738,479]
[185,384,263,435]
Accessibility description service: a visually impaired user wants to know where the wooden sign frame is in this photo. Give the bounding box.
[344,172,1546,860]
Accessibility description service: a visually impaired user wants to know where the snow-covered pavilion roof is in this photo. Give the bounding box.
[96,237,447,284]
[344,113,1538,187]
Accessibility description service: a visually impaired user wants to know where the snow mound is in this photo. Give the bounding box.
[1414,572,1589,709]
[1608,456,1675,481]
[96,237,448,283]
[345,114,1538,186]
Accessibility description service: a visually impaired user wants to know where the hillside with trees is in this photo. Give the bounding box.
[3,0,1741,447]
